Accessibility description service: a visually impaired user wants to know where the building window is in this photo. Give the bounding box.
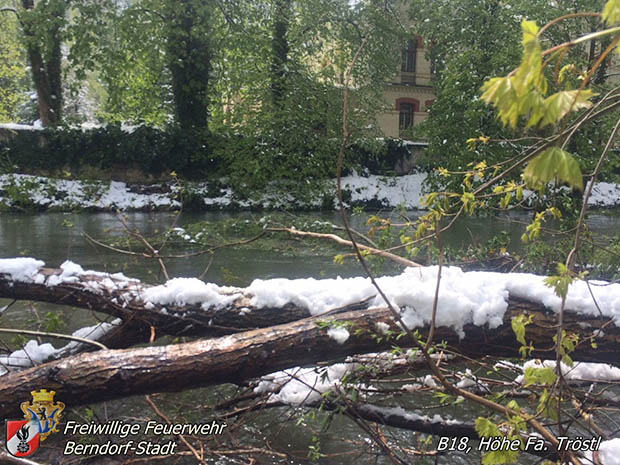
[396,98,419,138]
[401,40,416,73]
[399,103,413,133]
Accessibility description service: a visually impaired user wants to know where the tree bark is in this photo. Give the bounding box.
[20,0,64,126]
[2,266,618,360]
[271,0,290,108]
[288,400,561,461]
[0,297,618,419]
[1,265,618,359]
[164,0,210,132]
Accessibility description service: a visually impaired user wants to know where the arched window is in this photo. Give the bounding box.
[401,39,416,73]
[399,104,413,130]
[396,98,419,136]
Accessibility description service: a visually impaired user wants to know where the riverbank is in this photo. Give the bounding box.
[1,172,619,212]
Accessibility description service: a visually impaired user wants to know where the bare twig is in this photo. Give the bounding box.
[267,227,420,267]
[144,395,208,465]
[0,327,108,350]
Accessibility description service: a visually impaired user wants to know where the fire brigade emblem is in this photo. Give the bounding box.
[5,390,65,457]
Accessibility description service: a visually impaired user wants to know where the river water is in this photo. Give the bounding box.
[1,211,618,464]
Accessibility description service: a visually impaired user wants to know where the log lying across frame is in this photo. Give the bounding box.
[0,265,618,355]
[0,297,619,419]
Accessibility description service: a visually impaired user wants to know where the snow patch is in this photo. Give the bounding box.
[0,257,45,282]
[254,364,355,405]
[517,360,620,384]
[0,318,123,376]
[598,438,620,465]
[0,172,618,211]
[141,278,239,309]
[327,327,350,344]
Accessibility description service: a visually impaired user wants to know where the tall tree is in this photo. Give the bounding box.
[271,0,291,108]
[163,0,211,132]
[20,0,65,126]
[73,0,212,131]
[0,12,27,122]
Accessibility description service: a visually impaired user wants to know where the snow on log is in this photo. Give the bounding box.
[1,258,619,340]
[1,258,620,368]
[0,258,315,338]
[1,292,620,419]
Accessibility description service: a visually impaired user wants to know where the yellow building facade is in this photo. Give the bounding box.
[377,36,435,140]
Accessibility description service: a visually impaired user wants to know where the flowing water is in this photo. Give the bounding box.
[1,211,618,464]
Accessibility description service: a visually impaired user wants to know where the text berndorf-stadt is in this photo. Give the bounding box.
[62,420,227,456]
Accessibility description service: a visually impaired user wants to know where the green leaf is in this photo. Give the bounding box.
[522,90,546,128]
[603,0,620,25]
[523,147,584,191]
[475,419,520,465]
[544,263,576,299]
[537,389,558,420]
[524,366,557,387]
[500,192,512,208]
[514,20,545,94]
[475,417,501,437]
[540,90,595,127]
[482,450,519,465]
[511,314,532,346]
[481,76,520,128]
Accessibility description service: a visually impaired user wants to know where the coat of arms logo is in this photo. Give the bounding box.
[5,389,65,457]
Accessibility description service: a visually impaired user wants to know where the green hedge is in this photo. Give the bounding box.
[1,125,221,178]
[0,125,414,181]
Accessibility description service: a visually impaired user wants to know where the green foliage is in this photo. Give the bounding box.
[523,147,584,191]
[511,314,533,357]
[554,330,580,365]
[521,208,562,243]
[536,388,558,420]
[602,0,620,24]
[523,366,556,387]
[69,0,172,126]
[0,15,27,122]
[207,0,406,194]
[538,90,595,128]
[413,0,552,174]
[518,232,620,281]
[307,435,323,460]
[474,418,520,465]
[0,125,220,177]
[43,311,64,332]
[414,0,616,195]
[543,263,577,300]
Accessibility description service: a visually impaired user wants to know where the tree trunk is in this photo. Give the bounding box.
[301,401,561,461]
[0,298,618,419]
[271,0,290,108]
[1,265,618,361]
[20,0,64,126]
[165,0,210,132]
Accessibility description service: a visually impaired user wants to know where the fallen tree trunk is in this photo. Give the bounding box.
[1,300,619,419]
[0,266,328,338]
[1,264,618,351]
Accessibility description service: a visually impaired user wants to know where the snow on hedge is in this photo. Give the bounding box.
[1,172,618,211]
[0,174,180,211]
